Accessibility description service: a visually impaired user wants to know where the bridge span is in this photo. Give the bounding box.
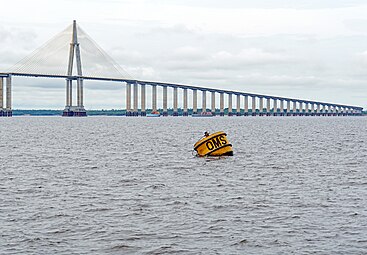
[0,72,363,117]
[0,21,363,117]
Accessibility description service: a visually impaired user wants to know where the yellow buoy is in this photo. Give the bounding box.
[194,131,233,157]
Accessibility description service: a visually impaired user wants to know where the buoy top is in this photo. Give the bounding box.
[194,131,227,150]
[194,131,233,156]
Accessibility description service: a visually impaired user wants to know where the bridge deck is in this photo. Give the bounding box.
[0,72,363,110]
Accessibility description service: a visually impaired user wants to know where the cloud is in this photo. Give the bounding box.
[157,0,367,10]
[170,46,207,60]
[1,1,367,109]
[0,25,39,70]
[157,47,294,72]
[212,48,293,66]
[357,50,367,64]
[0,25,37,48]
[344,19,367,33]
[148,23,200,36]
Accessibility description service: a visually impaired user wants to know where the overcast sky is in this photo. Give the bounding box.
[0,0,366,109]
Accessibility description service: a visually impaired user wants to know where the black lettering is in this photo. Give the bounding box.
[206,141,214,150]
[212,137,221,148]
[219,135,227,145]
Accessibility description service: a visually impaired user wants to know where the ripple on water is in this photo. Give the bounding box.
[0,116,366,254]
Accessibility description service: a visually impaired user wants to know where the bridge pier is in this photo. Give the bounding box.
[63,79,86,117]
[322,105,326,116]
[152,85,157,114]
[340,107,345,116]
[6,76,12,116]
[125,82,132,116]
[183,88,188,116]
[252,96,257,116]
[211,91,216,115]
[0,77,3,116]
[193,89,198,115]
[0,76,12,117]
[279,99,284,116]
[292,101,298,116]
[77,78,83,108]
[304,103,309,116]
[310,103,314,116]
[220,92,224,116]
[349,108,353,115]
[286,100,291,116]
[173,87,178,116]
[266,97,271,116]
[163,86,168,116]
[66,79,71,107]
[236,94,241,116]
[259,97,264,116]
[202,90,206,113]
[273,99,278,116]
[316,104,320,116]
[228,93,233,116]
[244,95,249,116]
[300,102,304,116]
[141,84,146,116]
[132,82,138,116]
[0,77,4,116]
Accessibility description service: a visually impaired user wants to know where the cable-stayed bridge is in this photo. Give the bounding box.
[0,21,363,117]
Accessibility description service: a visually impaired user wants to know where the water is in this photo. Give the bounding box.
[1,116,366,254]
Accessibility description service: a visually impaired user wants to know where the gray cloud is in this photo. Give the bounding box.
[160,48,295,72]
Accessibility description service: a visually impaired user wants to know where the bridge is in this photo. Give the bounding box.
[0,21,364,117]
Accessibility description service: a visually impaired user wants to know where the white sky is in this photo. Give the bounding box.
[0,0,366,109]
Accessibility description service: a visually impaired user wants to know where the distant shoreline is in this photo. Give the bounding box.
[11,109,367,116]
[12,109,125,116]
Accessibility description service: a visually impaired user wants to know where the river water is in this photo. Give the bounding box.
[0,116,366,254]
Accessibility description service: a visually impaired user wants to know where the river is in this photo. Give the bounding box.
[1,116,366,254]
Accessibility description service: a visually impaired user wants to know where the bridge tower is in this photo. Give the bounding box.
[63,20,86,117]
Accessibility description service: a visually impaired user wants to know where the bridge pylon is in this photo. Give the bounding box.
[63,20,86,117]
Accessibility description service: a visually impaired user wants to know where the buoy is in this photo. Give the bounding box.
[194,131,233,157]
